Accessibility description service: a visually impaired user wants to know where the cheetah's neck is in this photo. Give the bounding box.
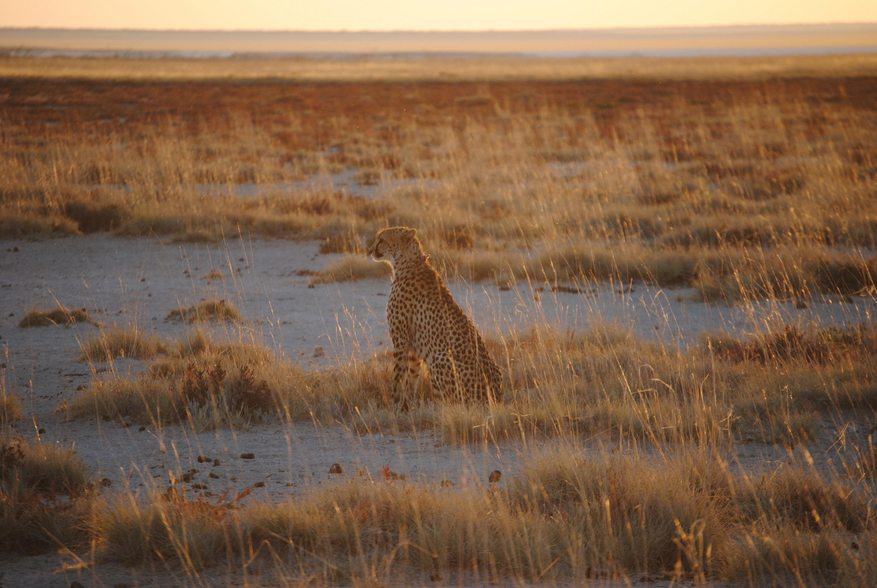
[390,246,430,282]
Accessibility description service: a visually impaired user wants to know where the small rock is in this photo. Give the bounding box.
[240,453,255,460]
[181,473,194,483]
[488,470,502,483]
[208,472,220,479]
[313,345,326,358]
[138,426,146,432]
[213,459,221,467]
[441,480,454,487]
[38,428,45,434]
[329,463,344,474]
[852,540,860,550]
[191,484,207,490]
[99,478,112,487]
[254,481,266,488]
[197,455,211,463]
[70,582,85,588]
[115,583,129,588]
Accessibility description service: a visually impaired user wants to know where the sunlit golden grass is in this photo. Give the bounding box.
[29,319,877,583]
[68,323,877,447]
[5,59,877,584]
[79,326,169,362]
[3,74,875,300]
[310,254,392,284]
[77,447,875,585]
[2,440,872,584]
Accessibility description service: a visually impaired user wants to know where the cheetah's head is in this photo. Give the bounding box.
[368,227,423,267]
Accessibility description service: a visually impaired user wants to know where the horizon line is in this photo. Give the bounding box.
[4,21,877,34]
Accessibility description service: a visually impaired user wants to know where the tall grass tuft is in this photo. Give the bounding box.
[80,326,169,362]
[0,438,93,554]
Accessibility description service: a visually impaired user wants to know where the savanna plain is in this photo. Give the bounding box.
[2,54,877,587]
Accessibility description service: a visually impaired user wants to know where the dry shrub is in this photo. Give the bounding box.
[0,438,93,554]
[63,199,124,233]
[310,255,392,284]
[97,492,231,567]
[166,299,241,323]
[71,330,279,427]
[1,390,22,423]
[244,478,567,581]
[724,526,849,584]
[510,450,727,576]
[704,324,877,365]
[80,327,169,362]
[70,359,275,429]
[739,467,868,533]
[0,212,79,239]
[17,307,98,328]
[0,439,90,497]
[181,361,274,415]
[318,232,366,254]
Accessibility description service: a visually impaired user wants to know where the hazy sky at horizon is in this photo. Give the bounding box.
[2,0,876,31]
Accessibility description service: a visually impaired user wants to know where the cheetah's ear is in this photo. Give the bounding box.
[404,228,417,241]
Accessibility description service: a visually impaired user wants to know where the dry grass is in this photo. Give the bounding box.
[310,254,392,284]
[28,320,877,582]
[17,307,98,328]
[70,322,877,446]
[0,438,93,554]
[79,326,169,362]
[2,53,877,81]
[1,391,22,424]
[2,74,876,300]
[74,447,875,585]
[71,331,275,428]
[165,299,242,323]
[437,323,877,445]
[5,57,877,583]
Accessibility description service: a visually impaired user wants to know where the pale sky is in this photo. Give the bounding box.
[1,0,875,31]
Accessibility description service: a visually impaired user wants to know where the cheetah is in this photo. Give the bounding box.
[367,227,502,404]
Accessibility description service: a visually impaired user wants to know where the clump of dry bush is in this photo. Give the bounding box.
[18,307,98,328]
[0,438,93,554]
[165,299,241,323]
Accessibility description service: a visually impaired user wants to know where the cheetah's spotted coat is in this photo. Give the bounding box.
[368,227,502,404]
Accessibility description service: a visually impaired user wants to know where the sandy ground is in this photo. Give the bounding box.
[1,235,875,587]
